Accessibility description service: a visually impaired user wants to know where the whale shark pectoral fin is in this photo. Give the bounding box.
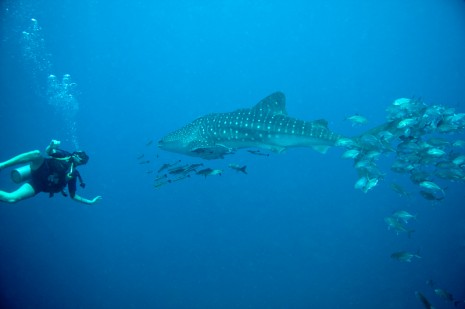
[270,146,286,153]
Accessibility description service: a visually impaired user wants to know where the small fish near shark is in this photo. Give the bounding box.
[158,92,342,159]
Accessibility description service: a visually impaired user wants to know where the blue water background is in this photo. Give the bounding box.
[1,0,465,308]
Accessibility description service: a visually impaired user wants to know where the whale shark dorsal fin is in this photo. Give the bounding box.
[252,91,287,115]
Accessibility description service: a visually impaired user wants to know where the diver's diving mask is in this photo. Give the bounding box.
[71,151,89,165]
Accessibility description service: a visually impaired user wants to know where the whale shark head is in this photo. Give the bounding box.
[158,116,235,159]
[158,119,202,154]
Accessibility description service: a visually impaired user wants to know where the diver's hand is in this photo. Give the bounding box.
[46,139,61,155]
[50,139,61,149]
[90,196,102,204]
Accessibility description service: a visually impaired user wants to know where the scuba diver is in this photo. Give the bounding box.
[0,140,102,205]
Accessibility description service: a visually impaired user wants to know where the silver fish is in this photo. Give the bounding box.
[392,210,416,224]
[345,114,368,126]
[391,251,421,262]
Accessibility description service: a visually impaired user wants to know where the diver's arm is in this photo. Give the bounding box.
[71,194,102,205]
[46,140,72,158]
[68,173,101,205]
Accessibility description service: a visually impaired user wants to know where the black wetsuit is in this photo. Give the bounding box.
[29,150,81,198]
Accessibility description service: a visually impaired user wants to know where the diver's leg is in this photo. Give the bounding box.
[0,150,43,171]
[0,183,36,203]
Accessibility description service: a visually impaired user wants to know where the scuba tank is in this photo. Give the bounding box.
[11,165,32,183]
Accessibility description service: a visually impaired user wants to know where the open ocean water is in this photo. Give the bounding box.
[1,0,465,308]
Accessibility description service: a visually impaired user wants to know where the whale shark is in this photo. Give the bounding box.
[158,92,343,159]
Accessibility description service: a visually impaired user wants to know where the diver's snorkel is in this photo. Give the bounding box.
[67,154,86,188]
[66,152,82,179]
[66,161,75,180]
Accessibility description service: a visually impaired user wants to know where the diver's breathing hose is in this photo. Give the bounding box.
[67,162,74,179]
